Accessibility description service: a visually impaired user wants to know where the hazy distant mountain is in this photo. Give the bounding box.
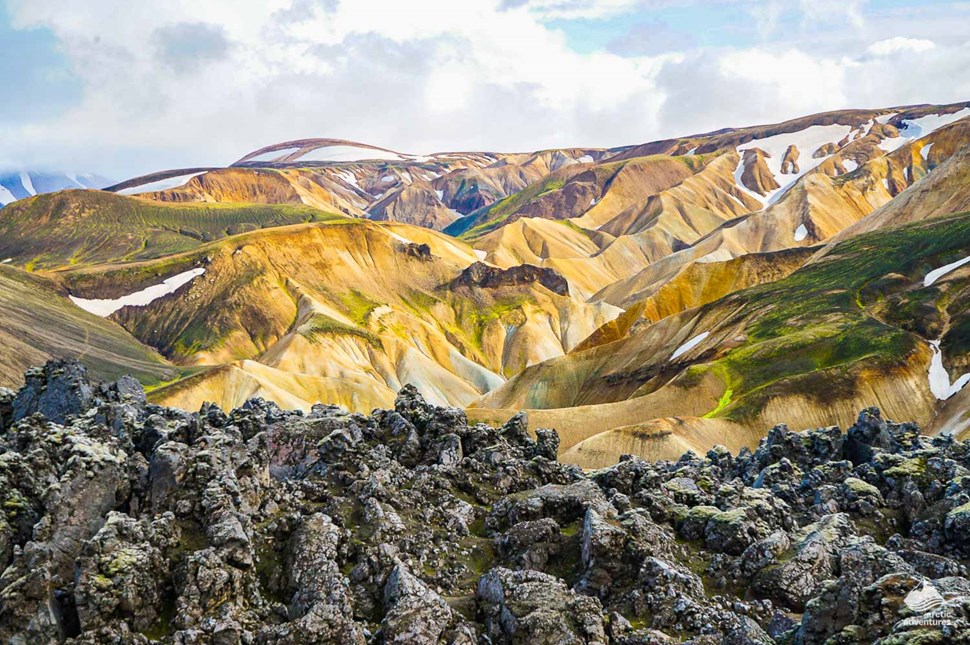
[0,170,112,206]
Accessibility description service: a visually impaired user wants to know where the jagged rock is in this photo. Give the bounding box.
[739,149,780,196]
[0,359,968,643]
[752,514,853,610]
[382,563,458,644]
[477,567,606,643]
[0,386,15,430]
[580,509,627,593]
[488,480,612,530]
[946,502,970,557]
[450,261,570,296]
[11,360,95,425]
[535,428,560,461]
[265,513,366,643]
[496,518,562,570]
[704,507,766,555]
[74,512,176,633]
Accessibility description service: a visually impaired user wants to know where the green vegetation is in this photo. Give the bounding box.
[680,211,970,421]
[453,295,529,355]
[300,313,381,348]
[703,387,733,418]
[0,264,175,388]
[337,289,381,326]
[0,189,345,269]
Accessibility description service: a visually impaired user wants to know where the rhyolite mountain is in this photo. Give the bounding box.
[4,102,970,644]
[1,102,970,471]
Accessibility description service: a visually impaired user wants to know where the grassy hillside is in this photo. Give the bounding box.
[0,265,175,388]
[0,189,345,269]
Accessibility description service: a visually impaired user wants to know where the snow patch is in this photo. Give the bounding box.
[928,341,970,400]
[924,254,970,286]
[877,108,970,154]
[696,249,734,264]
[336,170,358,187]
[380,175,395,183]
[576,155,594,164]
[875,113,898,124]
[19,172,36,196]
[70,268,205,317]
[882,178,890,191]
[842,159,858,173]
[726,193,747,208]
[685,147,697,156]
[921,142,934,161]
[669,331,710,361]
[434,189,444,200]
[0,184,16,206]
[899,108,970,138]
[794,224,808,242]
[1,259,11,264]
[877,137,909,153]
[474,249,487,261]
[737,124,853,206]
[118,172,206,196]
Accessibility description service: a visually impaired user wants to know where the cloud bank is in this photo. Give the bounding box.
[0,0,967,178]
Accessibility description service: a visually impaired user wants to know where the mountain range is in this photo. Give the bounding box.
[2,101,970,468]
[0,170,111,206]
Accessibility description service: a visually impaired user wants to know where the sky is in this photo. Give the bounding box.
[0,0,968,179]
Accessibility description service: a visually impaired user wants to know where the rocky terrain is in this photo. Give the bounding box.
[1,359,969,643]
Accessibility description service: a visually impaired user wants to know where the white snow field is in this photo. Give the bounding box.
[928,340,970,400]
[118,172,206,196]
[70,268,206,317]
[924,255,970,287]
[670,331,710,361]
[736,124,854,207]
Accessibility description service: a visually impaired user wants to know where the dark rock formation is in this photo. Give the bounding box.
[1,360,970,642]
[450,261,570,296]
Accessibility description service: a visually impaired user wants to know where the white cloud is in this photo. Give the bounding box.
[0,0,968,178]
[867,37,936,56]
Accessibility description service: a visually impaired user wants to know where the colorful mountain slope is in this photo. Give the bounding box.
[1,102,969,469]
[54,219,618,413]
[472,209,970,466]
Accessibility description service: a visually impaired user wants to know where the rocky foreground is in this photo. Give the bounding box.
[0,362,969,643]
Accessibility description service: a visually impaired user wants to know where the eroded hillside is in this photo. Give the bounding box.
[2,102,969,467]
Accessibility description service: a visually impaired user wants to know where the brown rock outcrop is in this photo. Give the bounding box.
[781,145,800,174]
